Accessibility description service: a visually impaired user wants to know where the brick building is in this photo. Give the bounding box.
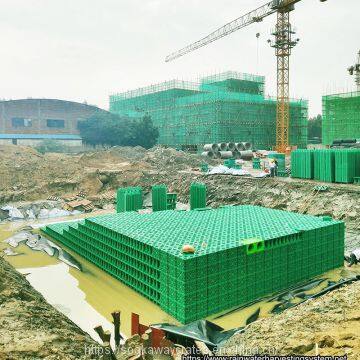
[0,98,108,146]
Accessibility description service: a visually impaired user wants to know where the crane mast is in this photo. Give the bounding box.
[270,5,299,152]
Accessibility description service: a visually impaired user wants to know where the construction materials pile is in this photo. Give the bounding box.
[42,205,344,324]
[202,142,252,159]
[331,139,360,149]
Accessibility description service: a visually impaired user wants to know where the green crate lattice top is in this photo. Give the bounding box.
[64,205,342,259]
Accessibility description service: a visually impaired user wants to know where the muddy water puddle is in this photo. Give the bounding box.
[1,213,358,341]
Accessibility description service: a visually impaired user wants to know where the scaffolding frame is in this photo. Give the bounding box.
[110,71,308,150]
[322,91,360,145]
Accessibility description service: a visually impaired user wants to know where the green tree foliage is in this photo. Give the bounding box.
[78,112,159,149]
[308,114,322,140]
[35,140,70,154]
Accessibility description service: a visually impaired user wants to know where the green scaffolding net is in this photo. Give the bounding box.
[110,71,308,150]
[322,91,360,145]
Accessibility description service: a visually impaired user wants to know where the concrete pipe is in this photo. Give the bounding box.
[219,151,233,159]
[204,143,218,152]
[236,142,246,151]
[214,151,222,158]
[227,142,236,151]
[218,143,228,151]
[201,151,215,158]
[232,150,240,159]
[239,150,254,160]
[242,142,252,150]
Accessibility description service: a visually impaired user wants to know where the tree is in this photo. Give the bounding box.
[134,115,159,149]
[35,139,69,154]
[308,114,322,140]
[78,112,159,149]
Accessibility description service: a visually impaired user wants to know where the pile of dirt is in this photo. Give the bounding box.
[219,280,360,357]
[0,256,100,359]
[0,145,204,204]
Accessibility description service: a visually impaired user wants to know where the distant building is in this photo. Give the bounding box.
[0,98,108,146]
[110,71,308,150]
[322,91,360,145]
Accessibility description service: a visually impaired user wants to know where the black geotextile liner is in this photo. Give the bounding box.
[152,274,360,348]
[151,320,240,348]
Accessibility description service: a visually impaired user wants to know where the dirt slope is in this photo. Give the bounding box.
[220,280,360,357]
[0,256,100,360]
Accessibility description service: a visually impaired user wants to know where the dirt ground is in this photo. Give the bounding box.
[220,280,360,357]
[2,144,358,247]
[0,256,100,360]
[1,144,360,358]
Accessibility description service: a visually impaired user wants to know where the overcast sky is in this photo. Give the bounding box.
[1,0,359,116]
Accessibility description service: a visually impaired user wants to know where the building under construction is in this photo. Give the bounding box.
[322,91,360,146]
[110,71,308,150]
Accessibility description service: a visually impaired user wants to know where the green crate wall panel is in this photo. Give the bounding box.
[117,187,143,213]
[314,150,336,182]
[334,149,360,183]
[190,182,207,210]
[110,71,308,150]
[42,206,344,324]
[291,149,314,179]
[322,91,360,146]
[152,185,168,212]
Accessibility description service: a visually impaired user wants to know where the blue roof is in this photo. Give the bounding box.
[0,133,82,140]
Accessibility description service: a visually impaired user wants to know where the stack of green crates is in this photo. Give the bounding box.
[224,159,236,168]
[190,183,207,210]
[42,205,344,324]
[334,149,360,183]
[291,149,314,179]
[152,185,168,212]
[116,187,143,213]
[253,158,261,169]
[314,150,335,182]
[200,163,209,173]
[166,193,177,210]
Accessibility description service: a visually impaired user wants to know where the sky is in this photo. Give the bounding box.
[0,0,359,117]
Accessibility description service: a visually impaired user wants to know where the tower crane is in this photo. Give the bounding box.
[166,0,328,153]
[348,50,360,91]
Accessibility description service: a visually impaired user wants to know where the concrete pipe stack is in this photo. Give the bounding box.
[201,151,216,158]
[238,150,254,160]
[227,142,236,151]
[202,142,252,159]
[235,142,246,151]
[204,143,219,152]
[218,143,228,151]
[202,144,219,158]
[219,151,233,159]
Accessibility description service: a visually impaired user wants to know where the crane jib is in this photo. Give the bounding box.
[165,1,279,62]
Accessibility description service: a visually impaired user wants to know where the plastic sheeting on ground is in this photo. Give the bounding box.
[1,205,81,222]
[207,165,250,176]
[4,231,82,270]
[1,205,25,220]
[151,320,241,348]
